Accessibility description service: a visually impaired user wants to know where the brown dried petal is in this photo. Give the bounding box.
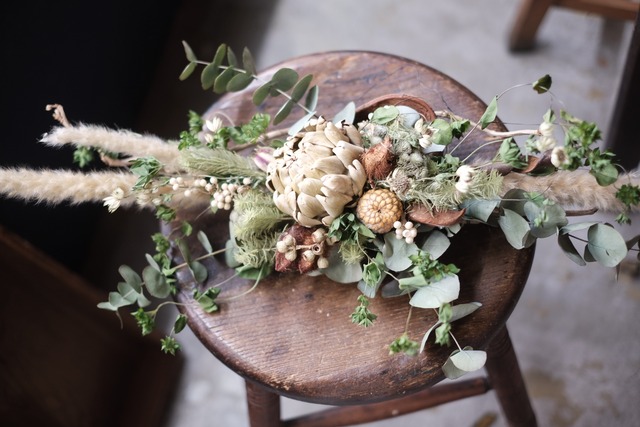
[407,204,466,227]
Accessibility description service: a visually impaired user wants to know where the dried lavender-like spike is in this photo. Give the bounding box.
[501,170,639,212]
[41,124,182,171]
[0,168,138,206]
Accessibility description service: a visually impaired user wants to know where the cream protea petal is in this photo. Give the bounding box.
[344,124,363,146]
[297,193,326,218]
[333,140,364,166]
[323,122,347,145]
[318,188,352,217]
[321,174,355,196]
[295,212,323,227]
[348,161,367,195]
[301,131,335,149]
[312,157,346,175]
[274,192,294,216]
[298,177,324,195]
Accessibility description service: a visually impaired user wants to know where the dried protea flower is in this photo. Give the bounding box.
[356,188,403,234]
[266,119,367,227]
[274,224,331,274]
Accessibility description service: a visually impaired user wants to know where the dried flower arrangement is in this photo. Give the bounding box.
[1,43,638,378]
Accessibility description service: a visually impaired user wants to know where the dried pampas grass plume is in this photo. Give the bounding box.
[501,169,640,213]
[0,168,138,206]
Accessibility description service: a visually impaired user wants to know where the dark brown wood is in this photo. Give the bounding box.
[282,377,491,427]
[485,327,537,427]
[509,0,638,51]
[608,13,640,169]
[0,225,184,427]
[246,380,282,427]
[509,0,554,51]
[169,51,536,423]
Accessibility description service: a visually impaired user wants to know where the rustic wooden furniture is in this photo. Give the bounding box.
[508,0,639,51]
[169,52,537,426]
[0,225,184,427]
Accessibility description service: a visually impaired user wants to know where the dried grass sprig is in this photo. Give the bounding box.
[41,124,182,171]
[180,147,265,179]
[502,169,640,212]
[0,168,137,206]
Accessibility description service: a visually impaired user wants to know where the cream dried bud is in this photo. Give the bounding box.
[551,146,569,168]
[317,257,329,269]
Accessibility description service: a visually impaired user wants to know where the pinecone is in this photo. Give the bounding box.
[356,188,403,234]
[266,118,367,227]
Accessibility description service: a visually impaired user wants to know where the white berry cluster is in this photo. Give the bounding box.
[275,228,331,269]
[393,220,418,244]
[167,176,251,211]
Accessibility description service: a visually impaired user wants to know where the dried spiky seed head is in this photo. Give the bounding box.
[356,188,403,234]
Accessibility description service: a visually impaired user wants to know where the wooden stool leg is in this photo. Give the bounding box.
[485,326,537,427]
[509,0,554,51]
[245,380,282,427]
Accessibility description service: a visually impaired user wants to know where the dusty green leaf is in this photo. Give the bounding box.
[429,118,454,146]
[253,81,273,106]
[557,233,586,266]
[590,163,618,186]
[174,314,188,334]
[226,46,238,67]
[371,106,399,124]
[383,232,419,272]
[587,223,628,267]
[532,74,552,94]
[213,67,236,94]
[189,261,208,283]
[421,230,450,260]
[145,254,161,272]
[290,74,313,102]
[143,265,171,298]
[201,44,227,90]
[478,96,498,129]
[179,61,197,81]
[498,208,532,249]
[242,47,256,75]
[182,40,197,62]
[273,100,295,125]
[462,199,499,222]
[332,102,356,124]
[305,85,319,111]
[270,68,298,91]
[450,302,482,322]
[443,349,487,379]
[119,265,142,291]
[197,231,213,254]
[409,275,460,309]
[227,71,253,92]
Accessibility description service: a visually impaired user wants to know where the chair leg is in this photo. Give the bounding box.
[508,0,554,51]
[245,380,282,427]
[485,326,537,427]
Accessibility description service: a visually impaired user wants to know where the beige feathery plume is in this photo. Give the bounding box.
[501,169,640,212]
[41,124,182,172]
[0,168,138,207]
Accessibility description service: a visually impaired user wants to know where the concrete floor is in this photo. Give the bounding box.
[164,1,640,426]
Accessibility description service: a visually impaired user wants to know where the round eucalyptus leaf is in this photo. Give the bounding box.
[197,231,213,254]
[450,302,482,322]
[213,67,236,94]
[419,322,441,353]
[273,100,295,125]
[143,265,171,298]
[290,74,313,102]
[409,274,460,309]
[371,106,398,124]
[242,47,257,75]
[179,61,197,81]
[332,102,356,124]
[498,208,532,249]
[227,71,253,92]
[189,261,208,284]
[119,265,142,290]
[253,82,273,106]
[421,230,450,259]
[449,349,487,373]
[383,232,419,272]
[429,118,454,146]
[557,233,586,266]
[587,223,628,267]
[305,85,319,111]
[270,68,299,91]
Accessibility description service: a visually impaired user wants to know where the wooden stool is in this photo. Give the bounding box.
[509,0,639,51]
[169,52,537,426]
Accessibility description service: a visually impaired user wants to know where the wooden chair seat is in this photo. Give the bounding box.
[168,52,537,426]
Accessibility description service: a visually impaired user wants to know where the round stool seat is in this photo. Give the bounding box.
[169,52,535,406]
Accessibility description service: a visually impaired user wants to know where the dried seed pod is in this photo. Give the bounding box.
[356,188,403,234]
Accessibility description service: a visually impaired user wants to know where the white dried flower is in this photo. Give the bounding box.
[103,187,125,213]
[551,146,570,168]
[205,117,223,133]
